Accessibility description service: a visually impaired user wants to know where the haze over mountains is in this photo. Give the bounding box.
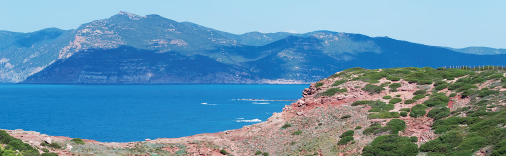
[1,11,505,84]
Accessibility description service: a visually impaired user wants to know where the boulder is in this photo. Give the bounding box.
[44,137,51,144]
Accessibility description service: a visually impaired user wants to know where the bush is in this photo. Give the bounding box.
[340,130,354,138]
[386,76,400,81]
[220,149,229,155]
[71,138,85,144]
[400,108,411,112]
[281,124,292,129]
[321,87,348,96]
[315,82,323,88]
[413,90,427,95]
[383,95,392,99]
[48,143,61,149]
[410,104,427,118]
[369,112,400,119]
[368,108,382,112]
[42,148,50,153]
[364,125,381,135]
[356,126,362,129]
[478,90,499,97]
[341,115,351,119]
[389,98,402,104]
[412,94,426,100]
[396,95,401,97]
[449,93,457,97]
[487,73,503,80]
[423,93,449,107]
[41,153,58,156]
[292,130,302,135]
[389,83,401,88]
[362,135,419,156]
[410,136,418,142]
[262,152,269,156]
[255,151,263,155]
[362,84,386,94]
[502,78,506,82]
[332,79,348,86]
[417,79,433,85]
[427,107,451,120]
[435,84,448,91]
[0,130,40,155]
[387,119,406,134]
[400,111,408,117]
[337,136,354,145]
[404,99,416,104]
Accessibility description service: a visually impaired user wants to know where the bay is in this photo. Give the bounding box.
[0,84,308,142]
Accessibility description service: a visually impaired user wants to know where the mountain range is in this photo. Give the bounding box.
[1,11,506,84]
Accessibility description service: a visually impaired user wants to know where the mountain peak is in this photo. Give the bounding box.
[117,11,145,20]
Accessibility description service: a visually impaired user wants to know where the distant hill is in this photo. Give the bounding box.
[1,11,506,84]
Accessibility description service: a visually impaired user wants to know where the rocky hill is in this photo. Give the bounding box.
[4,67,506,155]
[0,11,505,83]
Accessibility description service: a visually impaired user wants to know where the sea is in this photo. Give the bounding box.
[0,84,308,142]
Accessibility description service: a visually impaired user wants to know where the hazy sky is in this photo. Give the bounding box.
[1,0,505,48]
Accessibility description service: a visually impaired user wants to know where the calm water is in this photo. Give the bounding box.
[0,84,307,142]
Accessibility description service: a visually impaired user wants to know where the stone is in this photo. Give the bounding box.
[44,137,51,144]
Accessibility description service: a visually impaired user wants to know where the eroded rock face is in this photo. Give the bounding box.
[44,137,51,144]
[302,85,317,97]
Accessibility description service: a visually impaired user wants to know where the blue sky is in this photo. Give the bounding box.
[1,0,505,48]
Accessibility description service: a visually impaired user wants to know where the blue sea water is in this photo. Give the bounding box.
[0,84,308,142]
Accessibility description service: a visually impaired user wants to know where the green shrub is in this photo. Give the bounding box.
[403,99,416,104]
[362,135,419,156]
[48,143,61,149]
[396,95,401,97]
[262,152,269,156]
[42,148,50,153]
[71,138,85,144]
[255,151,263,155]
[412,94,426,100]
[383,95,392,99]
[351,100,369,106]
[321,87,348,96]
[356,126,362,129]
[315,82,323,88]
[369,112,400,119]
[502,78,506,82]
[389,83,401,90]
[417,79,433,85]
[368,108,382,112]
[362,84,386,94]
[0,130,40,155]
[332,79,348,86]
[389,98,402,104]
[435,84,448,91]
[413,90,427,95]
[337,136,354,145]
[220,149,229,155]
[400,108,411,112]
[400,111,408,117]
[281,124,292,129]
[292,130,302,135]
[386,76,400,81]
[449,93,457,97]
[387,119,406,134]
[423,93,449,107]
[341,115,351,119]
[410,136,418,143]
[364,125,381,135]
[478,90,499,97]
[487,73,504,80]
[471,77,486,84]
[340,130,354,138]
[41,153,58,156]
[410,104,427,118]
[427,107,451,120]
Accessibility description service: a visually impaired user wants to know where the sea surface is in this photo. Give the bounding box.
[0,84,308,142]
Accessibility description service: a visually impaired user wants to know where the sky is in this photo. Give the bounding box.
[1,0,505,49]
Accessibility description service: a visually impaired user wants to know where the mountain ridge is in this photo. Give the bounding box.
[1,11,506,84]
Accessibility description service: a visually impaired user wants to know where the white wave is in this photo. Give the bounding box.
[236,118,244,119]
[200,103,217,105]
[236,119,262,122]
[252,102,270,104]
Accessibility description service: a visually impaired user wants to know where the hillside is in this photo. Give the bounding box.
[2,12,506,84]
[4,66,506,155]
